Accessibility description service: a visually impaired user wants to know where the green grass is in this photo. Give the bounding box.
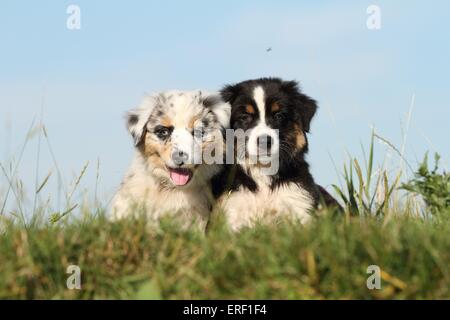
[0,212,449,299]
[0,128,449,299]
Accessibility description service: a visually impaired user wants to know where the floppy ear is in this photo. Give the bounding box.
[297,94,318,132]
[281,80,318,132]
[201,93,231,128]
[220,84,240,105]
[126,96,157,146]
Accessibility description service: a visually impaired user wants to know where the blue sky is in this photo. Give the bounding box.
[0,1,449,210]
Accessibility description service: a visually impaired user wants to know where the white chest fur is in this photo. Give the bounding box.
[219,177,314,231]
[112,165,211,230]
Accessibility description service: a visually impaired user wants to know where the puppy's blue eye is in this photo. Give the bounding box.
[154,126,172,140]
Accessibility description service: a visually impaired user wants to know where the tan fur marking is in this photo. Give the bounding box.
[143,133,171,168]
[188,116,201,129]
[271,102,280,113]
[294,124,306,149]
[246,104,255,114]
[160,116,172,128]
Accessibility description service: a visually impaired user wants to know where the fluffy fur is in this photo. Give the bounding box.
[214,78,322,231]
[112,90,230,231]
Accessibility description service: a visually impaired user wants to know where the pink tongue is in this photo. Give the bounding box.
[170,171,191,186]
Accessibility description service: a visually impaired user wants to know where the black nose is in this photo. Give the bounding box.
[257,134,273,150]
[172,150,189,165]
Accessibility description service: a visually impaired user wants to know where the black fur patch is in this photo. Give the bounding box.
[201,95,221,109]
[128,114,139,126]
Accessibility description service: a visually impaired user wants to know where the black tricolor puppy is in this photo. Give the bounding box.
[213,77,337,231]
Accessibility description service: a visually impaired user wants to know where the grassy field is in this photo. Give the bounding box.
[1,211,449,299]
[0,133,449,299]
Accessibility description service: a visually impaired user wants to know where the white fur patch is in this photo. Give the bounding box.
[253,86,266,123]
[220,180,314,232]
[204,91,231,128]
[127,96,158,146]
[111,154,214,230]
[242,86,280,174]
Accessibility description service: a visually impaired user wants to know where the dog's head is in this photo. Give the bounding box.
[221,78,317,173]
[127,91,230,188]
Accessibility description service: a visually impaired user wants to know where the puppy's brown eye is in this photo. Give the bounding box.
[273,111,284,121]
[240,113,253,122]
[154,126,172,140]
